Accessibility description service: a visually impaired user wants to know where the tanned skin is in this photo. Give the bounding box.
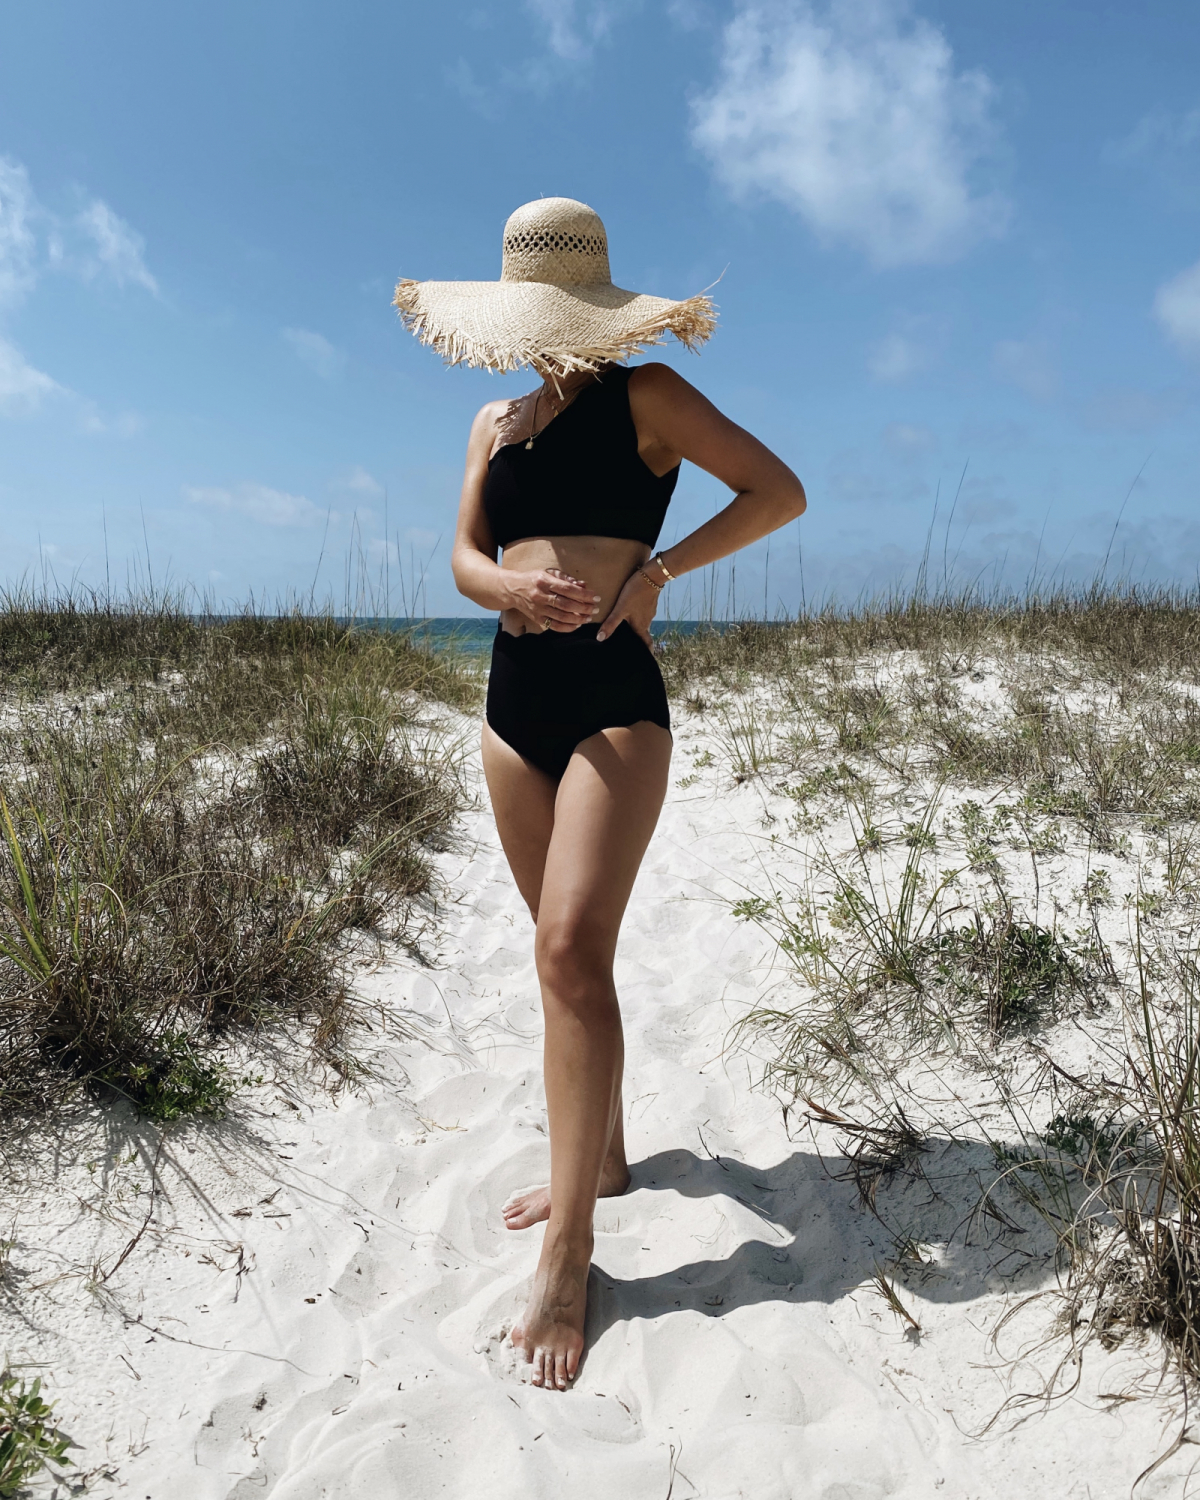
[451,362,806,1391]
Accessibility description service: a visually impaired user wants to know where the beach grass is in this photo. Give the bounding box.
[0,589,479,1120]
[1042,933,1200,1402]
[0,1369,73,1496]
[658,583,1200,692]
[660,586,1200,830]
[8,578,1200,1424]
[682,583,1200,1404]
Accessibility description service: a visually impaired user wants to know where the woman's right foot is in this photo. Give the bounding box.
[511,1234,591,1390]
[503,1158,631,1231]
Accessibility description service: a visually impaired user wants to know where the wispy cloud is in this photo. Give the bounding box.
[883,421,936,454]
[523,0,622,59]
[1085,385,1191,433]
[79,402,145,438]
[1154,259,1200,353]
[666,0,714,30]
[75,200,159,294]
[993,337,1059,401]
[449,2,630,111]
[690,0,1009,267]
[185,483,331,528]
[0,158,37,308]
[0,153,159,421]
[283,326,346,379]
[335,465,384,498]
[1,155,160,300]
[450,0,633,111]
[1109,105,1200,162]
[1105,104,1200,204]
[867,331,927,382]
[0,335,64,416]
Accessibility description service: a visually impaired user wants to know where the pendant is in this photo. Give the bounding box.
[525,438,535,450]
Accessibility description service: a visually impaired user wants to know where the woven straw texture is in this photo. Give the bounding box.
[394,197,716,375]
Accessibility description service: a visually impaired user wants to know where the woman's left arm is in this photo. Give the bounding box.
[597,364,807,643]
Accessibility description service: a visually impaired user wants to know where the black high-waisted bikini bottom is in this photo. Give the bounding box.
[485,620,671,780]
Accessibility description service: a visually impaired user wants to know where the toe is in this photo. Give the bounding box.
[565,1344,580,1382]
[553,1351,568,1390]
[530,1349,545,1386]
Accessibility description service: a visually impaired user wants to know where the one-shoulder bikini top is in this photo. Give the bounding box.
[483,366,679,550]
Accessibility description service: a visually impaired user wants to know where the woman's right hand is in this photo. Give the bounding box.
[503,568,601,632]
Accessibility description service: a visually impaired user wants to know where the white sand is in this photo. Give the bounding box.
[6,684,1195,1498]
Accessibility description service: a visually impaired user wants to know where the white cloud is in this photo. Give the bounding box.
[524,0,621,59]
[884,421,936,453]
[1105,106,1200,206]
[76,200,159,294]
[185,483,330,528]
[78,403,145,438]
[337,465,384,498]
[993,337,1058,401]
[1085,385,1190,433]
[666,0,713,29]
[1109,106,1200,162]
[0,158,37,308]
[451,2,631,109]
[2,157,158,304]
[283,326,346,379]
[0,335,64,416]
[868,331,927,382]
[0,157,158,421]
[691,0,1009,267]
[1154,259,1200,352]
[403,526,440,549]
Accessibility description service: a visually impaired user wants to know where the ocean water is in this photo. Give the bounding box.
[365,617,732,658]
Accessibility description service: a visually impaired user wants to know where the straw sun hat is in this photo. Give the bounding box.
[393,197,716,376]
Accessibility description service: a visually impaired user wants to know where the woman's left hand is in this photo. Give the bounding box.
[596,566,660,647]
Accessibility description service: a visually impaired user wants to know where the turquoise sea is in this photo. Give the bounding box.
[365,618,731,658]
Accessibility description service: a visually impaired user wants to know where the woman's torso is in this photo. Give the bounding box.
[484,367,679,635]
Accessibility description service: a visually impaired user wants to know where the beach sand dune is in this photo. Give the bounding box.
[4,708,1193,1498]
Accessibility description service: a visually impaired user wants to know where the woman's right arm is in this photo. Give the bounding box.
[451,402,600,630]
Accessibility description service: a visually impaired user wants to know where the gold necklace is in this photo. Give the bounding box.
[525,380,577,449]
[524,386,544,450]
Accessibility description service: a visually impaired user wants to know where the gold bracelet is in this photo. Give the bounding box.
[652,552,676,582]
[637,568,664,592]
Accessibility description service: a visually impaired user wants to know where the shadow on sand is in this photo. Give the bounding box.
[586,1140,1062,1343]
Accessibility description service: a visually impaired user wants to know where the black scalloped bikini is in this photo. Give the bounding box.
[483,366,676,780]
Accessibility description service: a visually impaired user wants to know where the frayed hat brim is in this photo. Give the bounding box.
[393,277,717,375]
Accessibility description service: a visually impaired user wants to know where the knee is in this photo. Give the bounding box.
[535,918,614,1007]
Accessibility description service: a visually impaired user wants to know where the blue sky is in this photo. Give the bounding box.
[1,0,1198,615]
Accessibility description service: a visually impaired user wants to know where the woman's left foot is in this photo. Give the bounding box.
[503,1158,631,1231]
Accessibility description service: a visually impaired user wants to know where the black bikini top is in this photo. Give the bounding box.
[483,366,679,550]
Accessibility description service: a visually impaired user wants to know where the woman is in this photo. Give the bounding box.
[394,198,806,1392]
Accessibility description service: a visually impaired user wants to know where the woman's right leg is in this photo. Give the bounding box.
[481,725,630,1230]
[513,718,672,1388]
[480,721,558,917]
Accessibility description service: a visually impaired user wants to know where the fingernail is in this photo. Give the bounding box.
[597,631,605,641]
[592,595,601,602]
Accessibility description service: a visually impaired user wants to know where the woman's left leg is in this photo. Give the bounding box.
[512,719,672,1390]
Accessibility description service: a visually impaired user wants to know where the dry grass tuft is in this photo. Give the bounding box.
[659,584,1200,697]
[0,591,479,1120]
